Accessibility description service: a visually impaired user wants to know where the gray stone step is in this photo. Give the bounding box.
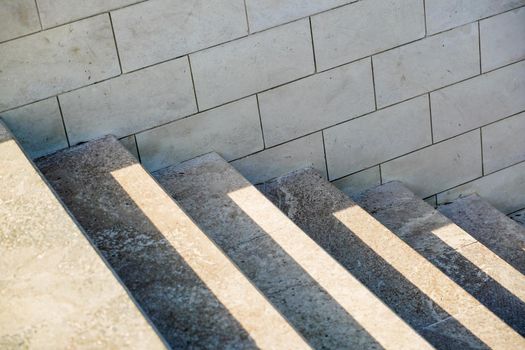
[261,169,525,350]
[438,195,525,276]
[154,152,432,350]
[509,208,525,226]
[0,122,166,349]
[36,137,306,350]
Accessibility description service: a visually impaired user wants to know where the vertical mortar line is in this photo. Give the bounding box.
[370,56,378,110]
[108,12,123,74]
[428,93,434,143]
[33,0,43,30]
[133,134,142,163]
[480,127,485,176]
[309,17,317,73]
[477,20,482,74]
[321,130,330,180]
[255,94,266,149]
[56,96,71,147]
[422,0,427,36]
[187,55,201,112]
[243,0,251,34]
[378,164,383,184]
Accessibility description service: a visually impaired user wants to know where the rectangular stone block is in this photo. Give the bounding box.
[312,0,425,71]
[59,57,196,145]
[191,19,314,110]
[482,112,525,174]
[437,161,525,214]
[231,133,326,184]
[245,0,352,33]
[425,0,525,34]
[324,95,432,180]
[373,24,479,108]
[332,166,381,199]
[0,0,40,42]
[431,60,525,142]
[381,131,482,198]
[112,0,248,72]
[119,135,140,160]
[0,14,119,112]
[259,58,374,147]
[480,7,525,72]
[136,97,263,171]
[0,98,68,158]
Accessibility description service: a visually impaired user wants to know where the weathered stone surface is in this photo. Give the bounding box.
[112,0,247,72]
[0,98,68,158]
[0,122,166,349]
[356,182,525,337]
[36,137,306,349]
[510,208,525,226]
[155,153,432,350]
[438,195,525,275]
[0,0,40,42]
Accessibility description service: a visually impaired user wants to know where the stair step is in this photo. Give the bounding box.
[438,195,525,275]
[0,122,166,349]
[154,152,431,350]
[509,208,525,226]
[262,170,524,349]
[36,137,306,350]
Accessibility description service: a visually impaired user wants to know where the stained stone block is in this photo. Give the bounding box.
[0,0,40,42]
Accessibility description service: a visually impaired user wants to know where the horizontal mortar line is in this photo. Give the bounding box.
[329,164,381,183]
[508,206,525,216]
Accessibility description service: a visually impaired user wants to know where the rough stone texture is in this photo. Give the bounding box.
[431,60,525,142]
[60,57,196,145]
[155,153,432,350]
[36,0,140,28]
[259,58,374,147]
[425,0,525,34]
[36,137,306,349]
[381,130,482,198]
[324,95,431,179]
[112,0,248,72]
[312,0,425,71]
[190,19,314,110]
[355,182,525,339]
[438,195,525,275]
[0,14,120,112]
[482,111,525,174]
[265,171,525,348]
[510,208,525,226]
[332,166,381,198]
[0,0,40,42]
[245,0,352,32]
[480,7,525,72]
[0,98,68,158]
[0,122,166,349]
[373,23,479,107]
[436,161,525,214]
[137,96,263,172]
[231,132,326,184]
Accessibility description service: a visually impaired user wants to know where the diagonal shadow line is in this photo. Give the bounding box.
[259,178,490,350]
[155,169,384,350]
[35,141,260,349]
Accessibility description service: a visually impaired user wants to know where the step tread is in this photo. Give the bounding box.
[154,152,431,350]
[36,138,306,350]
[438,195,525,275]
[263,171,524,349]
[0,122,166,349]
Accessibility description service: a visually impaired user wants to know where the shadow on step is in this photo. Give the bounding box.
[36,144,258,349]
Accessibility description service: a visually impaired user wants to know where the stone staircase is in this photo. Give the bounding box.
[1,124,524,349]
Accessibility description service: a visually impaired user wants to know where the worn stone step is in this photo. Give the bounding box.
[36,137,306,350]
[154,152,431,350]
[0,122,166,349]
[509,208,525,226]
[354,181,525,348]
[438,195,525,276]
[261,169,525,350]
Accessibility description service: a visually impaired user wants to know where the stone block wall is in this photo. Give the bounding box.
[1,0,524,213]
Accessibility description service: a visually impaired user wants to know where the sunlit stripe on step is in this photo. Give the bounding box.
[432,224,525,302]
[334,205,525,350]
[111,164,310,350]
[228,186,434,350]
